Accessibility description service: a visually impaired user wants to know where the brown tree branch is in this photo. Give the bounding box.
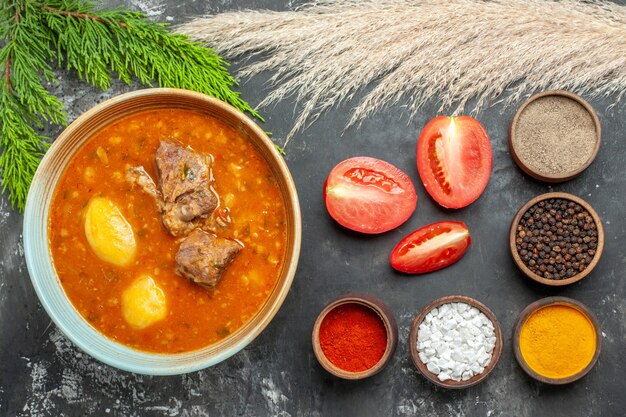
[40,5,127,27]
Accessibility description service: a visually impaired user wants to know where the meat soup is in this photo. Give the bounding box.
[49,109,287,353]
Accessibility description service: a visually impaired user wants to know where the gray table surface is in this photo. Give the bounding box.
[1,1,625,416]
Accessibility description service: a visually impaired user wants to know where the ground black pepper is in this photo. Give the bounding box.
[513,95,597,176]
[515,198,598,280]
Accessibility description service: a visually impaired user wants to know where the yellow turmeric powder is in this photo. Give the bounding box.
[519,304,596,379]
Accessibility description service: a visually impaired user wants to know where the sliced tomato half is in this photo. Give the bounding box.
[390,220,471,274]
[416,116,492,209]
[324,157,417,234]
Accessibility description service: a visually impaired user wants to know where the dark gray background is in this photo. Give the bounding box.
[1,1,625,416]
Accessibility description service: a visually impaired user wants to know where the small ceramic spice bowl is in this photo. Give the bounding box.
[509,90,601,182]
[408,295,503,389]
[513,297,601,384]
[312,293,398,380]
[510,192,604,286]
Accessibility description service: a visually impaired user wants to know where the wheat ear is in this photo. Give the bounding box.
[178,0,626,143]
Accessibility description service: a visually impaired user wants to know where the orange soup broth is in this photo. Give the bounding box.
[49,109,287,353]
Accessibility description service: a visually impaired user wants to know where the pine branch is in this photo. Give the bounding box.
[38,0,261,118]
[0,0,262,212]
[0,1,63,210]
[0,87,49,210]
[9,4,65,124]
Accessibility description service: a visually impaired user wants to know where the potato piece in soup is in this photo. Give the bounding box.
[122,275,167,329]
[84,196,136,266]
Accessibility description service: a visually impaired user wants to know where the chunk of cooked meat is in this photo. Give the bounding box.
[126,162,219,236]
[155,141,218,236]
[126,166,161,200]
[175,229,242,289]
[160,189,217,235]
[125,142,221,236]
[139,141,217,236]
[156,141,213,200]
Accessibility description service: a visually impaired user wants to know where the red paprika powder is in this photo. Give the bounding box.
[319,303,388,372]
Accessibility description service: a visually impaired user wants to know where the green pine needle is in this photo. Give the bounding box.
[0,0,262,211]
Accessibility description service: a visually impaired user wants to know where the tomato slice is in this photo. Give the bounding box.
[416,116,492,209]
[324,157,417,234]
[390,221,471,274]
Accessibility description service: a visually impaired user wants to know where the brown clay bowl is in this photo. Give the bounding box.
[509,90,601,183]
[312,293,398,380]
[408,295,503,389]
[510,192,604,286]
[513,297,601,384]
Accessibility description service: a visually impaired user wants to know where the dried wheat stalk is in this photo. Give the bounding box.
[178,0,626,143]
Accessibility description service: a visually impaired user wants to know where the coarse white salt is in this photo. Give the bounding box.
[417,302,496,382]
